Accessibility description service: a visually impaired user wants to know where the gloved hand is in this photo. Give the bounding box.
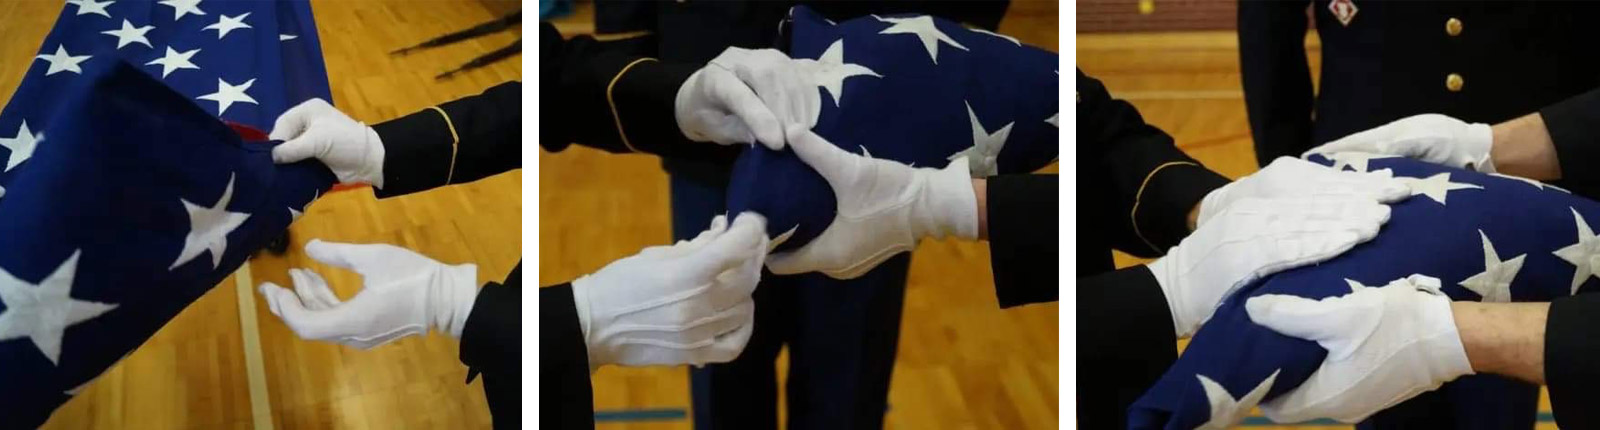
[258,239,479,349]
[1197,157,1413,228]
[1246,274,1474,423]
[1304,113,1496,173]
[1150,196,1397,338]
[574,212,770,368]
[268,98,387,187]
[676,47,821,150]
[766,127,977,279]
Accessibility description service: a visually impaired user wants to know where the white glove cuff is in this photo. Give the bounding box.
[1419,294,1477,382]
[360,125,387,188]
[435,263,479,339]
[569,274,604,370]
[673,69,708,142]
[1462,122,1496,173]
[1145,257,1198,338]
[917,157,980,240]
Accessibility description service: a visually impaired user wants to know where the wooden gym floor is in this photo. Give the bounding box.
[540,2,1058,430]
[1081,31,1560,429]
[1,0,519,428]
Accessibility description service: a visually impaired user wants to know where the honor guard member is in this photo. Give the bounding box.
[1280,79,1600,430]
[1240,1,1600,165]
[1241,4,1600,426]
[589,3,1011,430]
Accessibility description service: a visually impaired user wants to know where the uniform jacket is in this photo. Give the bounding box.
[1240,1,1600,164]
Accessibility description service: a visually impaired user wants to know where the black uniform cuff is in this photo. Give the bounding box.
[462,266,522,377]
[989,174,1059,308]
[609,60,720,158]
[1131,163,1229,253]
[1546,294,1600,429]
[372,108,454,198]
[1541,88,1600,198]
[538,282,596,429]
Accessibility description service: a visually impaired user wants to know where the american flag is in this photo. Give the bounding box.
[1126,155,1594,429]
[0,1,332,426]
[726,6,1059,250]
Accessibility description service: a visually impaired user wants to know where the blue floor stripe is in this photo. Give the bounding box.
[594,408,687,422]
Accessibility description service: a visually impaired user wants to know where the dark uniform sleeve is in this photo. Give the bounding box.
[1238,0,1315,165]
[535,280,597,430]
[537,22,740,163]
[1077,69,1230,259]
[459,264,526,429]
[1543,293,1600,428]
[370,81,522,198]
[1077,265,1178,430]
[987,174,1059,308]
[1539,87,1600,199]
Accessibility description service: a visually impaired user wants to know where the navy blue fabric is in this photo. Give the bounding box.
[726,6,1059,252]
[1127,156,1585,429]
[0,60,333,428]
[0,0,332,135]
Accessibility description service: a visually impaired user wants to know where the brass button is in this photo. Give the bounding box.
[1446,73,1465,92]
[1446,17,1463,36]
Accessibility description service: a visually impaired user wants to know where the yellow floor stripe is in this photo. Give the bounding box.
[234,264,275,429]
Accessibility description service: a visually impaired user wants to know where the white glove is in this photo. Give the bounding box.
[258,239,479,349]
[766,127,977,279]
[1198,157,1413,228]
[1247,274,1474,424]
[1150,196,1396,338]
[676,47,821,150]
[574,212,770,368]
[268,98,387,188]
[1304,113,1496,173]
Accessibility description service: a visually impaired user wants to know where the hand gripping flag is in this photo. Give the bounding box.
[0,58,334,429]
[726,6,1059,251]
[1124,155,1597,430]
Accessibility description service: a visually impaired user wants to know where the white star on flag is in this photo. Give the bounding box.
[1325,151,1398,172]
[101,19,154,50]
[1553,208,1600,296]
[67,0,114,18]
[1197,369,1279,430]
[948,101,1013,177]
[157,0,205,21]
[769,225,798,252]
[279,34,298,41]
[145,46,200,78]
[197,77,258,115]
[170,174,251,270]
[1460,229,1525,303]
[873,15,968,64]
[969,28,1020,46]
[0,251,119,366]
[1400,172,1483,205]
[811,39,881,107]
[35,45,92,76]
[202,12,251,40]
[2,120,43,172]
